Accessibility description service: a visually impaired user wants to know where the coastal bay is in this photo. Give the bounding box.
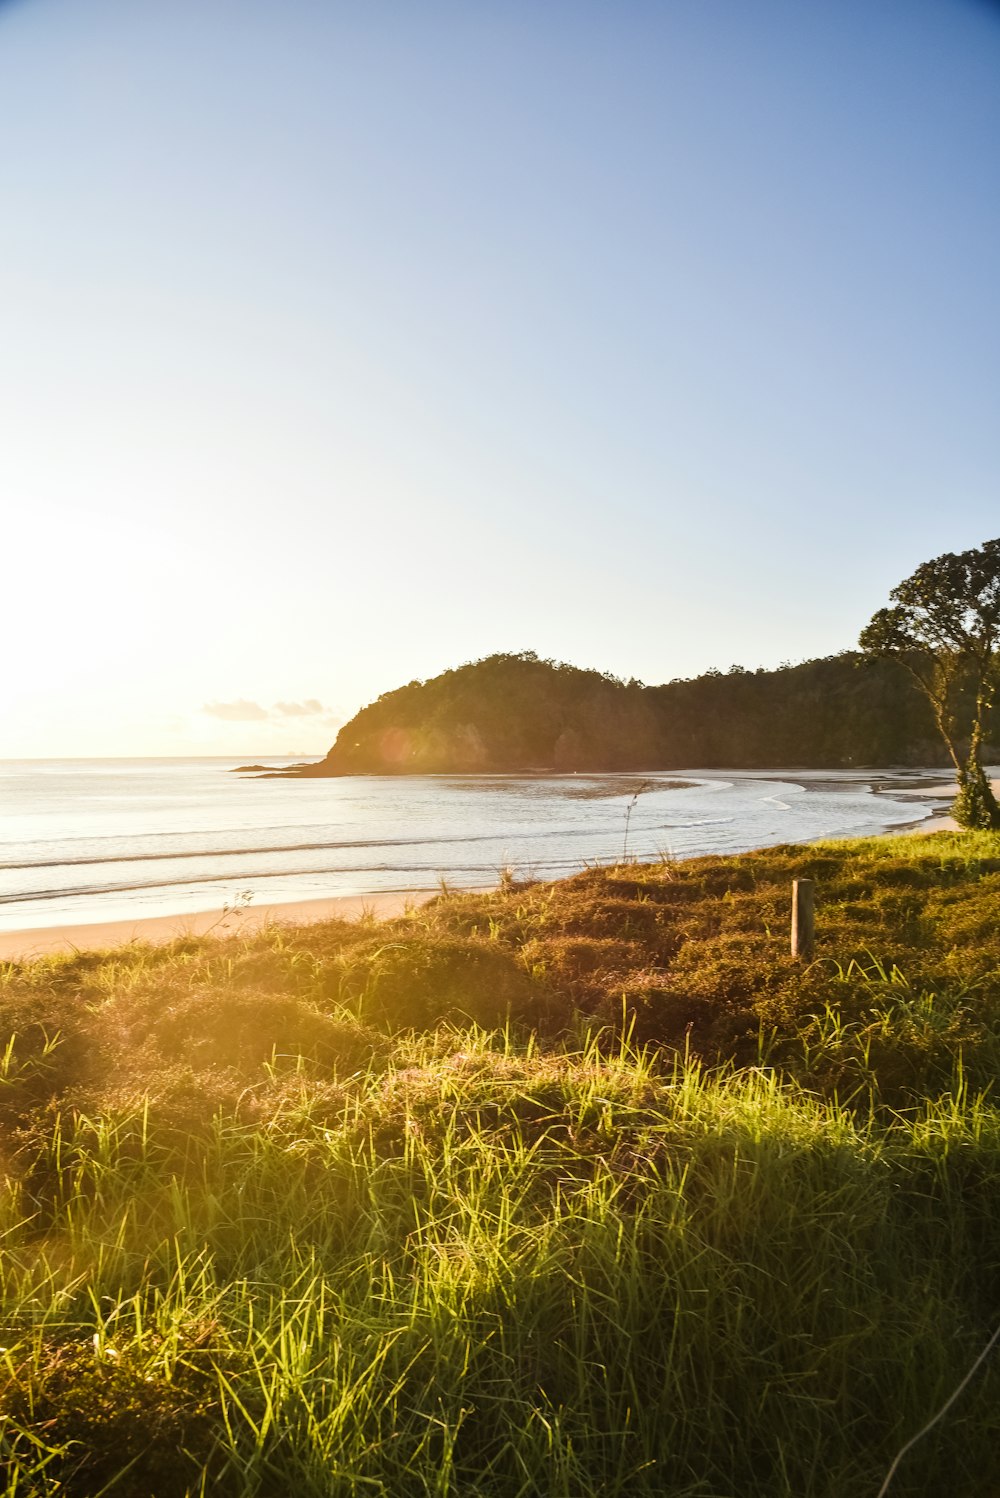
[1,758,979,957]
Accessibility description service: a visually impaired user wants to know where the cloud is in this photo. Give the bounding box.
[275,699,326,717]
[202,699,270,722]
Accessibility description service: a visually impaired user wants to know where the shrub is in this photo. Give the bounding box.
[335,933,540,1030]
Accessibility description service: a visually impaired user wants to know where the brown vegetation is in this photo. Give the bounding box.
[3,830,1000,1120]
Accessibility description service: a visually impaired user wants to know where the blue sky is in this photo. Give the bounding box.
[1,0,997,754]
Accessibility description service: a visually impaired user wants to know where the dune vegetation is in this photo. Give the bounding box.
[2,831,1000,1494]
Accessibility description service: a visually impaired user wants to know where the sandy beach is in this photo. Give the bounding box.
[0,890,435,963]
[890,775,1000,834]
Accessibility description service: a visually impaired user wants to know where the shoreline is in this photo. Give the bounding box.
[0,890,435,962]
[886,775,1000,835]
[4,775,996,963]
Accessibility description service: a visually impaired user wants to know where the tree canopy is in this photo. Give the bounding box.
[859,539,1000,828]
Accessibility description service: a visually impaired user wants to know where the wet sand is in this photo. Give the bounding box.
[0,891,435,962]
[890,776,1000,835]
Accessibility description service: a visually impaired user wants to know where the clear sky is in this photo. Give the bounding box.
[1,0,998,756]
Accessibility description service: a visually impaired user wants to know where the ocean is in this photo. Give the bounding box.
[0,758,949,932]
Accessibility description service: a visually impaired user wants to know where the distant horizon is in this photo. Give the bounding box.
[3,627,998,765]
[0,644,864,762]
[0,753,322,763]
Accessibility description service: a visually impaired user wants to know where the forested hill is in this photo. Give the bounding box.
[281,650,994,776]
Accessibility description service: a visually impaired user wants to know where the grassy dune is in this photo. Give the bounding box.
[1,832,1000,1495]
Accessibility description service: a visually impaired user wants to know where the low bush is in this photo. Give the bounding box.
[333,932,542,1030]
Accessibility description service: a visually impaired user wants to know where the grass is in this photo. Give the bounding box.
[1,831,999,1494]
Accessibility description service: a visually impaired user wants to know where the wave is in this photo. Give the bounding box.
[0,819,646,874]
[1,853,612,906]
[658,817,735,829]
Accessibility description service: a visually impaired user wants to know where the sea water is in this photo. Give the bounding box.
[0,758,949,931]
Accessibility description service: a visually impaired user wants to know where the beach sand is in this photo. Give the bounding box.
[890,775,1000,835]
[0,891,435,962]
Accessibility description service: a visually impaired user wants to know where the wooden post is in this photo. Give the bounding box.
[791,878,815,960]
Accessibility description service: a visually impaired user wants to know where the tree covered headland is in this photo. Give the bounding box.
[296,648,997,775]
[268,542,998,780]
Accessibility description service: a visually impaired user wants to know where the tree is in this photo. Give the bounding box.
[859,539,1000,829]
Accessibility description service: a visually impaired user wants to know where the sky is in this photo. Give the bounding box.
[1,0,998,757]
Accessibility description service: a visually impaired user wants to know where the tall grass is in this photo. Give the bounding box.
[0,1037,998,1494]
[1,832,1000,1494]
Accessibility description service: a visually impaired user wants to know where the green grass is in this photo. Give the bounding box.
[1,832,1000,1494]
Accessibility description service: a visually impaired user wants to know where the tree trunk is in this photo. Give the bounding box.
[952,741,1000,829]
[952,675,1000,828]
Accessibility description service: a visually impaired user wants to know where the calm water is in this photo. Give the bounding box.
[0,759,949,931]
